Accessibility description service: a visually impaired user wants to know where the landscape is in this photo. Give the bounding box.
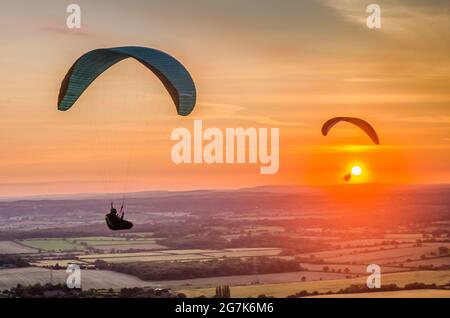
[1,184,449,298]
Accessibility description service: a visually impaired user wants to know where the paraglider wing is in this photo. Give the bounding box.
[58,46,196,116]
[321,117,380,145]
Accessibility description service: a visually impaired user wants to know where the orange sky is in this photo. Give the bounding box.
[0,0,449,196]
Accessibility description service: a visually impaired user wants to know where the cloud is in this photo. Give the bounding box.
[310,144,450,153]
[192,102,306,127]
[321,0,450,32]
[39,25,92,37]
[382,115,450,124]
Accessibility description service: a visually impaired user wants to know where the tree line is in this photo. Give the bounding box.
[95,257,304,281]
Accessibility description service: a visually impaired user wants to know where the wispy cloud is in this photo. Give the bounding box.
[192,102,306,127]
[310,144,450,153]
[382,115,450,124]
[39,25,92,37]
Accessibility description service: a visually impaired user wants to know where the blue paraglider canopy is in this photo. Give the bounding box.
[58,46,196,116]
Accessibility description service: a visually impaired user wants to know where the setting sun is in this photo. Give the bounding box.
[351,166,362,176]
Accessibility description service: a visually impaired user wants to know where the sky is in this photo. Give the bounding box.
[0,0,449,196]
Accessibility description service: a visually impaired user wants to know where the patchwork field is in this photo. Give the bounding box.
[90,244,167,251]
[0,185,448,299]
[299,244,411,260]
[18,236,167,252]
[31,260,89,267]
[81,254,214,263]
[331,239,416,248]
[222,226,286,240]
[178,270,450,298]
[0,267,152,291]
[154,271,351,289]
[384,234,424,240]
[298,243,450,265]
[202,249,281,258]
[69,236,164,246]
[77,248,282,264]
[324,244,450,264]
[18,239,86,252]
[403,257,450,267]
[298,263,407,274]
[0,241,38,254]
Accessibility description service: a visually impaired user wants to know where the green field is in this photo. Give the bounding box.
[19,239,86,252]
[78,248,282,264]
[70,236,126,241]
[31,260,88,267]
[178,270,450,298]
[0,241,38,254]
[18,236,166,252]
[69,236,160,245]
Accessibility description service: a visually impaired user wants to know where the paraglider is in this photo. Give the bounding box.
[321,117,380,145]
[57,46,197,230]
[341,172,351,182]
[321,118,378,183]
[57,46,196,115]
[105,202,133,231]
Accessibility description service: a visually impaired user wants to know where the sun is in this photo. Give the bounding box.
[351,166,362,176]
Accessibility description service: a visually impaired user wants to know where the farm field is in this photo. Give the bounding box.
[178,270,450,298]
[31,260,89,267]
[298,263,407,274]
[384,234,423,240]
[0,241,38,254]
[18,237,167,252]
[82,254,214,263]
[323,244,450,264]
[154,271,351,289]
[159,249,219,254]
[91,244,167,251]
[18,239,86,252]
[203,249,281,258]
[69,236,163,246]
[330,239,415,248]
[308,289,450,298]
[298,244,412,260]
[0,186,448,298]
[77,248,282,264]
[298,243,450,264]
[292,235,340,241]
[0,267,152,291]
[221,226,286,240]
[69,236,130,242]
[403,257,450,267]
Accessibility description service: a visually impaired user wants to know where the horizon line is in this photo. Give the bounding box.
[1,182,449,202]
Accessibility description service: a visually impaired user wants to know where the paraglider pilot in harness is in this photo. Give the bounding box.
[105,202,133,231]
[341,172,351,183]
[57,46,197,230]
[110,202,124,219]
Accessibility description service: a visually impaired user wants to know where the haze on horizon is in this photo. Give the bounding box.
[0,0,449,196]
